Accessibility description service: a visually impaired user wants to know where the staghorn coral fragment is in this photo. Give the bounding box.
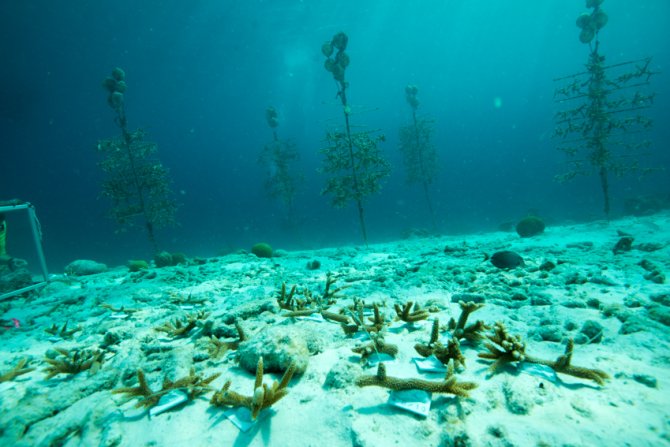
[478,322,527,373]
[320,309,351,324]
[280,273,349,315]
[281,275,352,325]
[113,368,221,409]
[207,321,247,359]
[321,272,350,303]
[356,360,477,398]
[99,303,139,314]
[394,301,429,323]
[478,322,609,385]
[448,301,489,342]
[210,357,296,420]
[0,358,35,382]
[276,283,300,310]
[532,339,610,386]
[341,301,386,335]
[414,320,467,369]
[154,311,209,338]
[44,322,82,339]
[43,348,104,379]
[352,334,398,364]
[283,308,319,318]
[112,369,155,407]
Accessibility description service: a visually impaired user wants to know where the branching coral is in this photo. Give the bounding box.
[352,334,398,364]
[44,322,82,339]
[340,300,387,335]
[414,319,466,369]
[113,368,221,409]
[479,322,610,385]
[210,357,296,420]
[276,283,300,310]
[99,303,139,314]
[207,321,247,360]
[154,311,210,338]
[43,348,104,379]
[356,360,477,398]
[0,358,35,382]
[394,301,429,323]
[448,301,489,342]
[280,274,351,324]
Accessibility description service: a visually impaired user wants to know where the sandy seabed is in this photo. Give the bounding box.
[1,212,669,447]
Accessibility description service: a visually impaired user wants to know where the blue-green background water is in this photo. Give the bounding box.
[1,0,668,270]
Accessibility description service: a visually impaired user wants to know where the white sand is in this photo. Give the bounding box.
[1,212,669,446]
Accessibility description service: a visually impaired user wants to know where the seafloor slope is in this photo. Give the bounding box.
[1,212,669,446]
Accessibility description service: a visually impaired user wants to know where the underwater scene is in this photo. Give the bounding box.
[0,0,669,445]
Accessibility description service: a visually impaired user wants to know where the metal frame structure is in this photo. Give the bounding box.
[0,201,49,301]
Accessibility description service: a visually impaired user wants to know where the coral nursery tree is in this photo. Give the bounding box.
[399,84,438,229]
[553,0,657,218]
[320,32,390,245]
[258,106,302,225]
[97,67,177,252]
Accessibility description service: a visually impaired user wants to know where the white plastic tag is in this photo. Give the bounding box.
[296,313,325,323]
[225,407,269,432]
[413,356,447,374]
[366,353,394,366]
[388,389,431,417]
[149,390,188,417]
[519,363,558,383]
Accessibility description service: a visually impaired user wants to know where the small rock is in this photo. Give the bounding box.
[511,293,528,301]
[0,268,33,294]
[534,325,563,342]
[632,374,657,388]
[635,242,663,252]
[64,259,107,276]
[565,272,588,285]
[644,271,665,284]
[623,296,643,308]
[451,293,486,304]
[613,236,634,254]
[323,361,361,389]
[650,293,670,307]
[306,260,321,270]
[590,273,618,286]
[530,294,552,306]
[573,333,589,344]
[502,379,534,415]
[647,305,670,327]
[564,320,578,331]
[586,297,601,309]
[618,317,645,335]
[539,261,556,272]
[237,324,317,375]
[566,241,593,249]
[563,299,587,309]
[579,320,604,343]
